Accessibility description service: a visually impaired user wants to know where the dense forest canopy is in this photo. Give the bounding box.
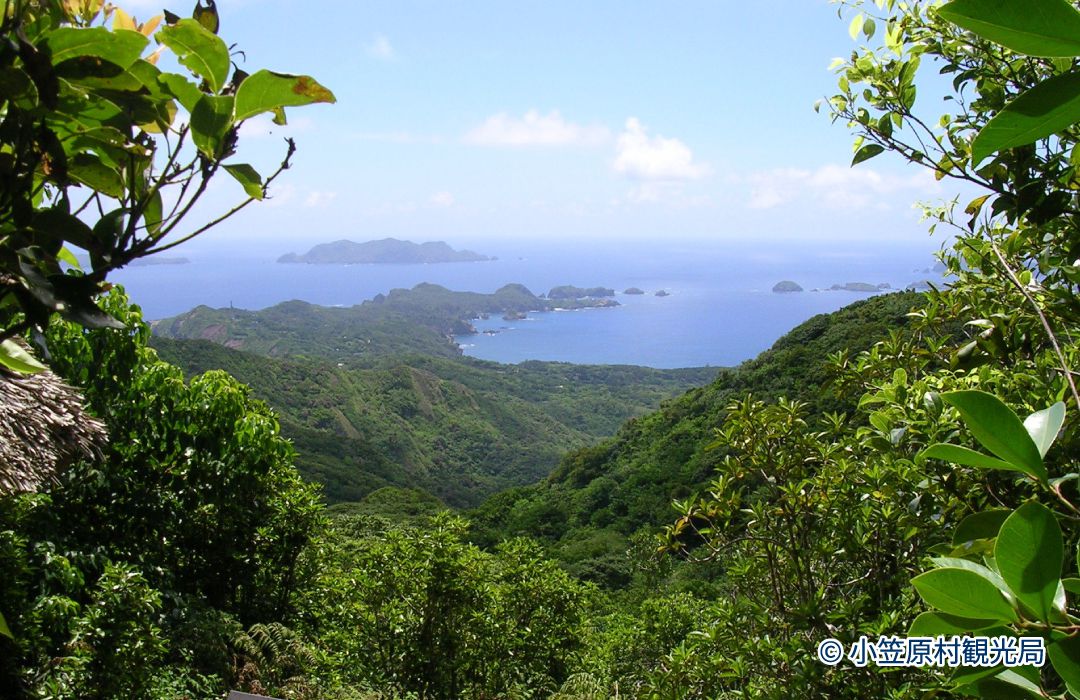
[3,0,1080,698]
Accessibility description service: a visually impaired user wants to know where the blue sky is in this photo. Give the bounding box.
[122,0,958,251]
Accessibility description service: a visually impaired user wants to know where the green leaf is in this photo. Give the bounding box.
[34,206,94,250]
[921,443,1021,474]
[46,27,148,68]
[1049,636,1080,698]
[941,391,1047,482]
[158,73,202,112]
[57,246,81,270]
[954,509,1012,545]
[0,66,38,109]
[1024,402,1066,458]
[909,611,999,636]
[223,163,264,200]
[90,209,126,257]
[193,0,220,34]
[1062,578,1080,594]
[849,12,865,41]
[938,0,1080,57]
[996,502,1063,622]
[190,94,234,158]
[0,339,46,374]
[157,19,230,93]
[233,70,336,122]
[931,556,1013,596]
[972,72,1080,165]
[968,669,1048,699]
[912,568,1018,622]
[0,610,10,639]
[142,189,163,237]
[68,153,125,198]
[852,143,885,165]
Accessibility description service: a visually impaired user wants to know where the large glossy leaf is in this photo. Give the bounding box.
[0,339,46,374]
[931,556,1013,596]
[921,443,1020,474]
[1024,402,1066,458]
[909,611,999,636]
[157,19,229,93]
[233,70,336,122]
[938,0,1080,57]
[996,502,1062,622]
[1049,636,1080,698]
[953,509,1012,545]
[158,73,201,112]
[34,207,94,250]
[68,153,124,198]
[46,26,148,68]
[0,610,10,639]
[912,568,1018,622]
[942,391,1047,482]
[972,72,1080,165]
[190,94,234,158]
[967,669,1048,699]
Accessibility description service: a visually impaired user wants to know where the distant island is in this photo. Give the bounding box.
[128,256,189,266]
[623,287,645,295]
[828,282,891,292]
[278,238,493,265]
[548,285,615,300]
[655,290,670,297]
[772,280,803,293]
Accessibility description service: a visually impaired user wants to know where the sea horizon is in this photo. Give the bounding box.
[116,236,948,369]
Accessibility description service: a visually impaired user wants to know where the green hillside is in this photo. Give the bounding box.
[153,338,716,506]
[468,292,935,576]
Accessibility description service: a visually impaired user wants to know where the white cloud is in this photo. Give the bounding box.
[613,118,709,181]
[430,191,455,207]
[463,110,610,147]
[747,188,786,210]
[740,164,938,211]
[265,183,296,208]
[304,191,338,208]
[367,35,395,61]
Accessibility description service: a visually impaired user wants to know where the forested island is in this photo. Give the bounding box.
[828,281,890,292]
[153,282,622,360]
[3,2,1080,699]
[278,238,493,264]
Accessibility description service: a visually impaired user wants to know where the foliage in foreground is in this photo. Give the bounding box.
[0,0,333,371]
[0,291,324,697]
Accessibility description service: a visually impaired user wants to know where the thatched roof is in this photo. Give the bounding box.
[0,360,107,494]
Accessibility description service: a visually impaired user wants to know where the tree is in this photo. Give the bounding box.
[0,288,325,695]
[826,0,1080,695]
[0,0,334,372]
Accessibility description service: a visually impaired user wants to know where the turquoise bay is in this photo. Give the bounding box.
[114,237,945,369]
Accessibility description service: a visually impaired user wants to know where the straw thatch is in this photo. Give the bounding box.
[0,357,107,494]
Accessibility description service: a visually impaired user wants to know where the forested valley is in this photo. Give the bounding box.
[4,1,1080,698]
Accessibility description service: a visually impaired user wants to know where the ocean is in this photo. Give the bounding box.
[112,237,946,369]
